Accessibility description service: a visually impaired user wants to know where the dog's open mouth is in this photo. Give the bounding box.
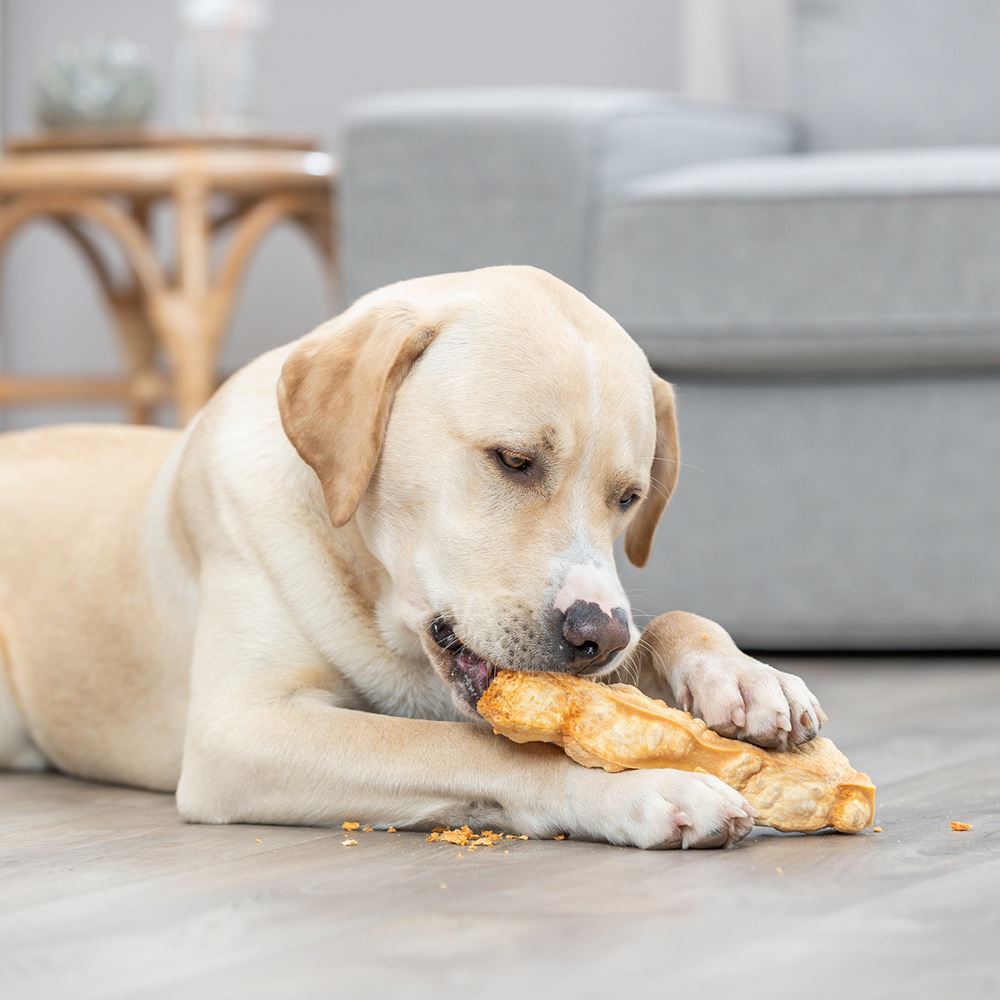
[429,617,500,712]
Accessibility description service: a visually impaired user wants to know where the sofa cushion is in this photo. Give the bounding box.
[792,0,1000,151]
[340,89,791,302]
[593,148,1000,373]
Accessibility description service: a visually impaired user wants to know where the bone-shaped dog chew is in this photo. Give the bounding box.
[477,671,876,834]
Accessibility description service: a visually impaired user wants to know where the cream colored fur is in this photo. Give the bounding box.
[0,267,824,849]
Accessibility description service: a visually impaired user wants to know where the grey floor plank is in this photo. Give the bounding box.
[2,659,999,999]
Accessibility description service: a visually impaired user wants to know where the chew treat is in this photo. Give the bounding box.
[478,671,875,834]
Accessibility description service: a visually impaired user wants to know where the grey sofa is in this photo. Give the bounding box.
[339,0,1000,649]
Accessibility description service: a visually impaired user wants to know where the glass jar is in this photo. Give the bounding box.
[176,0,272,134]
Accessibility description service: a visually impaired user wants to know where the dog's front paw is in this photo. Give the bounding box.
[672,652,827,750]
[560,767,755,850]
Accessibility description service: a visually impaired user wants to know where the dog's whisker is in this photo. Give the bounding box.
[633,634,668,678]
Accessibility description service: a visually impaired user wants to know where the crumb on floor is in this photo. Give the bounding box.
[426,826,508,848]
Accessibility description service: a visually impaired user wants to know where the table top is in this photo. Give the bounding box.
[4,130,321,154]
[0,132,336,195]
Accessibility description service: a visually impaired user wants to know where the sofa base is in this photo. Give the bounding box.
[618,371,1000,649]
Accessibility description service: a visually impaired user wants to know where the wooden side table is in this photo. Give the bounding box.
[0,133,337,423]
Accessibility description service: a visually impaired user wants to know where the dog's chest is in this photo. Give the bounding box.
[347,645,459,721]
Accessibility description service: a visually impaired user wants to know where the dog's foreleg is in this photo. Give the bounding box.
[177,688,758,848]
[630,611,827,750]
[179,688,574,831]
[175,579,754,848]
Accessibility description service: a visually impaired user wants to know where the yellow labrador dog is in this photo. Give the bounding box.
[0,266,825,849]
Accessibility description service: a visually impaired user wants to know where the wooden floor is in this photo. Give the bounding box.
[2,658,999,999]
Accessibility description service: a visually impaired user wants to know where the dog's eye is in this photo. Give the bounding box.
[619,492,641,510]
[496,449,532,472]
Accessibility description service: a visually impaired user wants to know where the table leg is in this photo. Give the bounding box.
[107,289,163,424]
[148,287,227,425]
[150,180,226,424]
[58,213,165,424]
[149,183,337,425]
[117,199,164,423]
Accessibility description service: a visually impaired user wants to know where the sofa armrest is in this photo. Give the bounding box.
[597,100,795,193]
[340,88,795,301]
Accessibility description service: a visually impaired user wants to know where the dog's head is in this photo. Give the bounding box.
[278,266,678,716]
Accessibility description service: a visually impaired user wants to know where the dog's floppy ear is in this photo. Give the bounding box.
[277,300,441,527]
[625,375,680,568]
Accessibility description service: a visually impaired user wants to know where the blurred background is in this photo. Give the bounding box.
[0,0,997,651]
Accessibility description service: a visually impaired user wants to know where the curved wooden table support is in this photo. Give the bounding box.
[0,137,337,424]
[53,217,164,424]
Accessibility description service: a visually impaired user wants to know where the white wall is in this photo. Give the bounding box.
[679,0,791,106]
[0,0,685,428]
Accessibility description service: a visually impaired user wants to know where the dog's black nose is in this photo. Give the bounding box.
[561,600,630,672]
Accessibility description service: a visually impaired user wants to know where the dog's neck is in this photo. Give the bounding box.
[330,508,460,722]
